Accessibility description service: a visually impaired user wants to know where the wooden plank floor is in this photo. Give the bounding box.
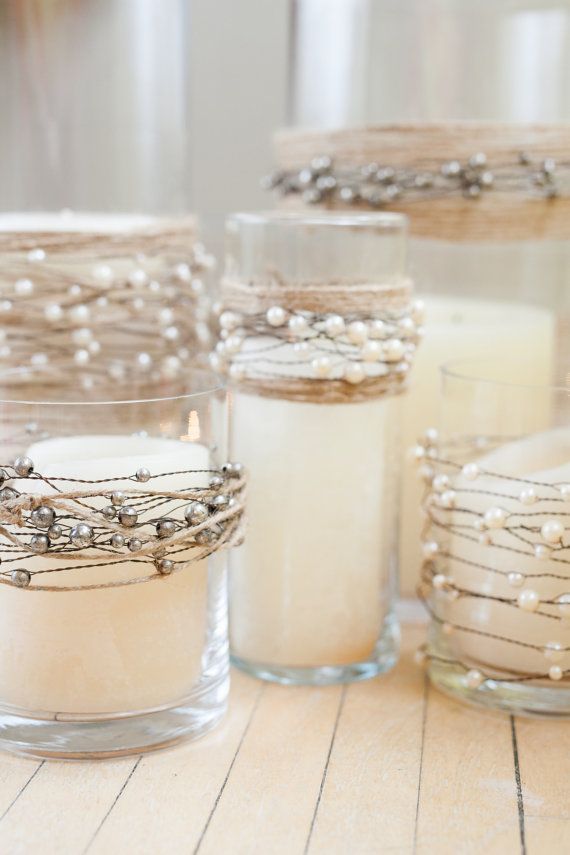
[0,624,565,854]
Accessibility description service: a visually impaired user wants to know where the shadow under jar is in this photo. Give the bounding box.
[0,371,238,759]
[219,212,419,685]
[420,359,570,716]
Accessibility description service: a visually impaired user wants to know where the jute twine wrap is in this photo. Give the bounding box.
[220,274,415,404]
[0,216,213,397]
[274,123,570,242]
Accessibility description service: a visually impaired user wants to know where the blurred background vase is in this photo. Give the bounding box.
[281,0,570,597]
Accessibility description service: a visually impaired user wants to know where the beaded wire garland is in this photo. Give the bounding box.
[0,219,215,393]
[210,281,423,402]
[264,151,568,209]
[0,453,246,592]
[415,428,570,688]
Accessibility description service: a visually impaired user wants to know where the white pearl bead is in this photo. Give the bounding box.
[519,487,537,505]
[474,518,486,532]
[288,314,309,336]
[97,296,108,308]
[534,544,551,561]
[399,317,416,335]
[28,248,46,262]
[224,335,243,355]
[74,349,90,366]
[174,262,192,283]
[425,427,439,443]
[215,341,226,356]
[92,264,114,285]
[70,304,90,323]
[517,589,539,612]
[541,519,564,544]
[69,284,82,297]
[31,352,48,366]
[220,311,241,330]
[411,299,426,324]
[413,444,426,460]
[484,507,509,529]
[347,321,368,345]
[312,356,332,378]
[229,363,246,381]
[149,280,161,293]
[159,308,174,325]
[361,341,382,362]
[418,465,434,484]
[558,483,570,501]
[128,268,148,288]
[137,352,152,370]
[422,540,439,558]
[88,340,101,355]
[465,669,484,689]
[15,278,34,296]
[72,327,93,346]
[0,345,10,358]
[44,303,63,322]
[0,300,12,313]
[162,355,181,378]
[384,338,405,362]
[163,326,180,342]
[556,594,570,617]
[478,532,492,546]
[462,463,480,481]
[132,297,145,313]
[324,315,345,337]
[549,665,563,681]
[439,490,456,509]
[368,319,386,339]
[507,572,524,588]
[544,641,565,662]
[344,363,366,385]
[432,573,447,589]
[432,474,450,493]
[266,306,287,327]
[293,341,311,358]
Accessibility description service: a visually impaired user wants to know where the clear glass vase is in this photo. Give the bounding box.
[225,211,409,685]
[0,370,233,758]
[422,359,570,716]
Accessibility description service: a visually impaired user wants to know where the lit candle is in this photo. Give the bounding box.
[0,435,211,715]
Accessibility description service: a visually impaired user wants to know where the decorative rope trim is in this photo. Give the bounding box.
[414,428,570,688]
[272,123,570,241]
[0,456,246,591]
[0,217,215,395]
[212,276,418,404]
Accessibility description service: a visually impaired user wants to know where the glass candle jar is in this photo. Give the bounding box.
[220,211,417,685]
[0,370,242,758]
[420,359,570,716]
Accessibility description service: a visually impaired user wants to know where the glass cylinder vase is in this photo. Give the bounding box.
[217,211,418,685]
[420,359,570,716]
[0,370,244,758]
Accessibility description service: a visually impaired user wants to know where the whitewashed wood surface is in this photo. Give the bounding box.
[0,624,565,855]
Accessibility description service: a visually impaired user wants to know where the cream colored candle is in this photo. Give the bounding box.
[400,296,555,596]
[434,428,570,677]
[0,435,210,715]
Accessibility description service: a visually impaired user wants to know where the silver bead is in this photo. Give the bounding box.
[30,505,55,528]
[70,523,94,547]
[184,501,209,525]
[156,519,176,539]
[111,533,125,548]
[0,487,18,502]
[30,534,49,553]
[157,558,174,575]
[102,505,116,520]
[222,462,243,479]
[135,467,151,483]
[210,494,230,511]
[209,475,224,489]
[111,490,126,506]
[128,537,143,552]
[47,524,62,540]
[14,456,34,477]
[11,569,31,588]
[118,506,138,527]
[195,529,217,545]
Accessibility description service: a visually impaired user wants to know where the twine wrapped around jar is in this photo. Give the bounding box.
[272,123,570,242]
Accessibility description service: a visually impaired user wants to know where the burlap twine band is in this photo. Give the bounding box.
[218,274,417,404]
[274,123,570,242]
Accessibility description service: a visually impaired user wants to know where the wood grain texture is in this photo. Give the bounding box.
[0,623,567,854]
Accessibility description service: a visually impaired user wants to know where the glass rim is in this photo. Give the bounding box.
[441,358,568,393]
[226,210,407,230]
[0,369,225,408]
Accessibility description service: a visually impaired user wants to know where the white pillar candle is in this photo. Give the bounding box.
[0,435,211,715]
[230,392,400,668]
[400,295,555,596]
[434,428,570,678]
